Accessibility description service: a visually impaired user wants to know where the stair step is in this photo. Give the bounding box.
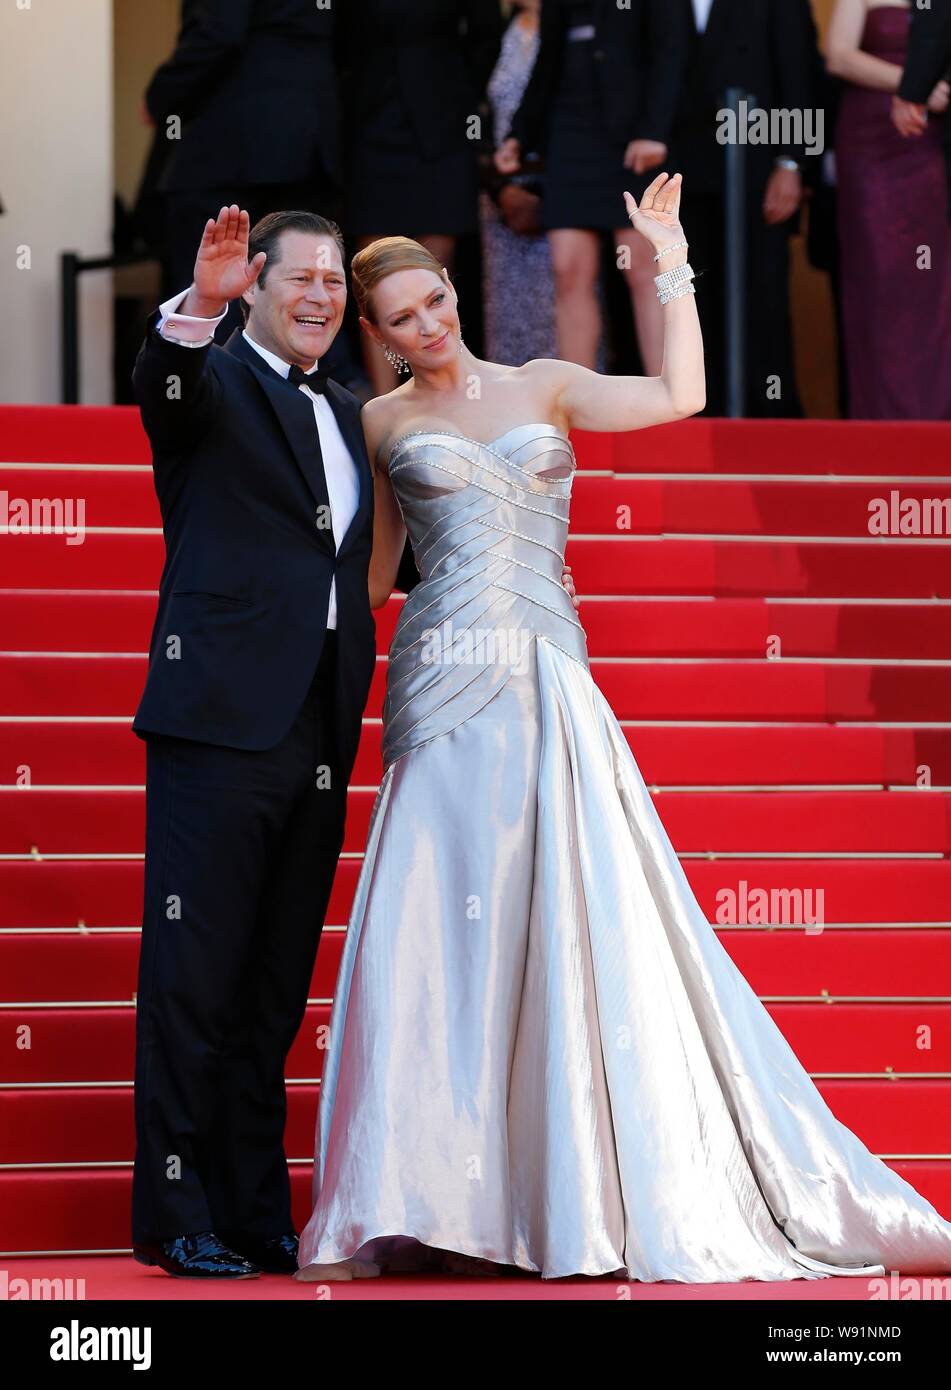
[3,786,950,856]
[580,599,951,659]
[0,718,385,786]
[4,720,951,788]
[569,537,951,599]
[2,859,950,932]
[575,418,951,478]
[3,1003,950,1083]
[565,477,951,537]
[593,660,951,723]
[0,590,402,655]
[5,1078,949,1165]
[0,466,155,527]
[7,463,950,538]
[0,930,344,1003]
[3,927,951,1004]
[4,653,951,723]
[0,406,150,466]
[4,589,950,660]
[4,532,951,596]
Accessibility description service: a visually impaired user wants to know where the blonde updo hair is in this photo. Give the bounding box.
[350,235,449,324]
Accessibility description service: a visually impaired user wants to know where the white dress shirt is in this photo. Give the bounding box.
[157,290,360,629]
[691,0,715,33]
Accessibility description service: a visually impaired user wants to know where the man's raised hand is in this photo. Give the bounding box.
[181,205,267,318]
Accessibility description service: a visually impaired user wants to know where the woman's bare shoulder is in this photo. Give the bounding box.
[506,355,576,407]
[501,357,576,430]
[360,386,415,474]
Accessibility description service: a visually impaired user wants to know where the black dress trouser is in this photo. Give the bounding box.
[132,633,345,1244]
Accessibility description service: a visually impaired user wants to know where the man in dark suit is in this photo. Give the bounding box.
[146,1,342,345]
[130,206,377,1278]
[894,0,951,216]
[669,0,822,416]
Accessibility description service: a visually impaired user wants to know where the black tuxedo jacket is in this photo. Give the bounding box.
[131,323,376,771]
[337,0,502,162]
[146,0,340,191]
[671,0,822,195]
[505,0,689,153]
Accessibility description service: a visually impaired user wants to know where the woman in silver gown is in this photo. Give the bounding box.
[296,174,951,1283]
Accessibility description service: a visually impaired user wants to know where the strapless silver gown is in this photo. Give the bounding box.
[297,424,951,1281]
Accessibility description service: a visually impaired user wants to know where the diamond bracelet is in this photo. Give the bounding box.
[654,262,696,304]
[659,281,696,305]
[653,240,689,263]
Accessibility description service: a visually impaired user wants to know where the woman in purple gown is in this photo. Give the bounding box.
[828,0,951,419]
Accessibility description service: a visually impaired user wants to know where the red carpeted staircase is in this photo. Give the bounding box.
[1,405,950,1256]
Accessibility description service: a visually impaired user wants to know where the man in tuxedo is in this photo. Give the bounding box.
[130,206,377,1278]
[893,0,951,216]
[669,0,822,416]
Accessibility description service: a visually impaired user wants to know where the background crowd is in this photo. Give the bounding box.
[121,0,951,420]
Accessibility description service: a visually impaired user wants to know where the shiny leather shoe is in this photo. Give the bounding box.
[219,1230,299,1274]
[132,1231,261,1278]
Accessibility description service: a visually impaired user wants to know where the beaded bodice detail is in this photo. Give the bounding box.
[381,423,589,767]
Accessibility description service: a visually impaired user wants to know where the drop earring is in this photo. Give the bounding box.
[382,343,410,374]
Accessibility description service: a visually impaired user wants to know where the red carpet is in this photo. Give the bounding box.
[2,405,950,1294]
[0,1255,922,1301]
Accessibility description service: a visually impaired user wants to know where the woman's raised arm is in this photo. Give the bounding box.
[541,172,706,432]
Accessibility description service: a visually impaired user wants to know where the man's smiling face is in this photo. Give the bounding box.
[242,230,347,367]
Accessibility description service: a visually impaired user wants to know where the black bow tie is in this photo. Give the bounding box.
[287,363,328,394]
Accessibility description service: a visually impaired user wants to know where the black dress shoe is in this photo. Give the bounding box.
[132,1231,261,1278]
[219,1231,299,1274]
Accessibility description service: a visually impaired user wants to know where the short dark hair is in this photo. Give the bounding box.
[240,210,346,322]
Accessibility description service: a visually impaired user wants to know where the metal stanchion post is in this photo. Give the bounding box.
[724,87,750,419]
[61,252,80,405]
